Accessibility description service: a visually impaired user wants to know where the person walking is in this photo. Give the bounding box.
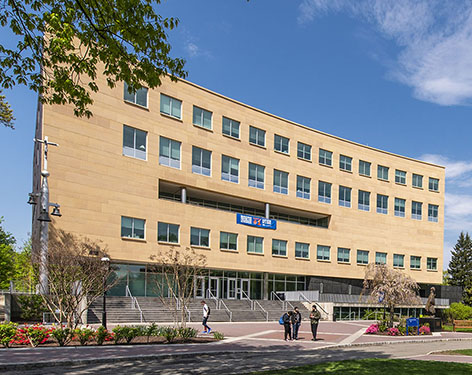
[201,300,211,334]
[309,305,321,341]
[292,307,302,340]
[282,310,292,341]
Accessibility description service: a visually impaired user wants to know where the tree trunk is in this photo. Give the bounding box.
[389,305,394,328]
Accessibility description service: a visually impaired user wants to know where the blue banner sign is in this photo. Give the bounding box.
[236,213,277,230]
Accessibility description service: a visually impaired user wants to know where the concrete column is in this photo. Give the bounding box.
[265,203,270,219]
[181,187,187,204]
[263,272,269,300]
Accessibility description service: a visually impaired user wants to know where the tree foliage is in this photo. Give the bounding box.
[149,247,206,328]
[0,0,186,122]
[0,93,14,128]
[0,217,16,289]
[362,264,420,327]
[448,232,472,305]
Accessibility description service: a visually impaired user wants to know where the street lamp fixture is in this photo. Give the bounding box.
[101,256,111,329]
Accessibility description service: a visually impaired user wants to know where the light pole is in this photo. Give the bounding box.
[101,256,111,329]
[28,136,60,295]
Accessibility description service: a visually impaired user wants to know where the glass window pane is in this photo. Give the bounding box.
[160,94,171,115]
[171,99,181,119]
[136,88,148,107]
[123,126,134,149]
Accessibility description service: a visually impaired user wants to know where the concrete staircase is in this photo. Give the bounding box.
[87,297,309,324]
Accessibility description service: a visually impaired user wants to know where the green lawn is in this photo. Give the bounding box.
[444,349,472,356]
[252,359,472,374]
[442,325,472,332]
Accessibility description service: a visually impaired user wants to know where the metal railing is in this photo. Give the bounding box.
[299,292,328,319]
[239,289,253,309]
[271,291,288,310]
[254,299,269,321]
[126,285,144,323]
[219,298,233,322]
[206,289,218,307]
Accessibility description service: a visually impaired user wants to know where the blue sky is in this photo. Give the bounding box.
[1,0,472,268]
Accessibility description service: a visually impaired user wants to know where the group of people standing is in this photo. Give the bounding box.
[281,305,321,341]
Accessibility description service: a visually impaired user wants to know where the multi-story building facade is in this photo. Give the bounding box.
[33,75,445,308]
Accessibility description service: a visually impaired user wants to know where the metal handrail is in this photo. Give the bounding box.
[239,289,253,309]
[254,299,269,321]
[270,291,286,310]
[206,289,219,308]
[299,292,328,315]
[219,299,233,322]
[125,285,144,323]
[185,305,191,322]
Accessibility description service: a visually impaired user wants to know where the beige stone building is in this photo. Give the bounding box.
[33,74,446,313]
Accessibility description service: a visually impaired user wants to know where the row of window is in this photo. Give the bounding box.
[123,87,441,193]
[122,217,438,270]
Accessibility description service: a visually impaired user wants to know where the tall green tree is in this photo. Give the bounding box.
[448,232,472,305]
[0,0,187,125]
[0,217,16,289]
[0,93,14,128]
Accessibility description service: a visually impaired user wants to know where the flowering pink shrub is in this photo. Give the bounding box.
[365,324,379,334]
[387,327,400,336]
[419,325,431,335]
[12,325,53,347]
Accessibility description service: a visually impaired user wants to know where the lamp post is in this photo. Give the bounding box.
[101,256,111,329]
[29,136,60,295]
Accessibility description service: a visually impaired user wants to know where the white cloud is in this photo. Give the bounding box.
[445,193,472,218]
[418,154,472,180]
[186,42,200,57]
[298,0,472,106]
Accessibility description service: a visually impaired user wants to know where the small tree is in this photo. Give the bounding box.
[362,264,420,327]
[448,232,472,305]
[149,247,206,328]
[37,226,116,330]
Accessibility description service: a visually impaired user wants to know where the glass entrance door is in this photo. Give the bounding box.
[208,277,219,298]
[227,278,237,299]
[195,276,205,298]
[240,278,250,299]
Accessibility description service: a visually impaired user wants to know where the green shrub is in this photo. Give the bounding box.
[178,327,198,340]
[161,326,178,343]
[16,295,45,322]
[443,303,472,322]
[112,325,141,344]
[50,326,72,346]
[212,331,224,340]
[95,325,111,346]
[73,327,95,346]
[0,322,18,348]
[144,323,160,342]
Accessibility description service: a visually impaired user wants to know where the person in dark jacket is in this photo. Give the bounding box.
[282,310,293,341]
[291,307,302,340]
[309,305,321,341]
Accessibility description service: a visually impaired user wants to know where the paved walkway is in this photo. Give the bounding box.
[1,321,472,374]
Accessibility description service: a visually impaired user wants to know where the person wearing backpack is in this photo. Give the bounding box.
[201,300,211,334]
[281,310,293,341]
[292,307,302,340]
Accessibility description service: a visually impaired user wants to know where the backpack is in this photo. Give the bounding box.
[207,306,211,316]
[279,315,284,325]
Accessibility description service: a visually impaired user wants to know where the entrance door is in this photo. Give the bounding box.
[240,278,250,299]
[208,277,219,299]
[195,276,205,298]
[227,278,237,299]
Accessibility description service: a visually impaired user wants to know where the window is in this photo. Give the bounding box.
[357,250,369,265]
[272,239,287,256]
[340,155,352,172]
[394,198,406,217]
[428,204,439,222]
[296,176,311,199]
[337,248,350,263]
[192,146,211,176]
[247,235,263,254]
[273,170,289,195]
[222,116,240,139]
[221,155,239,183]
[160,93,181,119]
[429,178,439,192]
[297,142,311,161]
[319,149,332,166]
[375,252,387,265]
[412,174,423,188]
[317,245,330,261]
[220,232,238,251]
[377,194,388,214]
[318,181,332,203]
[393,254,404,268]
[410,255,421,269]
[359,160,371,176]
[412,201,422,220]
[193,106,212,129]
[378,165,389,181]
[427,257,438,271]
[295,242,309,259]
[124,82,148,107]
[121,216,145,239]
[191,227,210,247]
[274,135,289,154]
[248,163,265,189]
[123,125,147,160]
[339,186,351,207]
[158,222,179,243]
[159,137,181,169]
[395,170,406,184]
[358,190,370,211]
[249,126,266,147]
